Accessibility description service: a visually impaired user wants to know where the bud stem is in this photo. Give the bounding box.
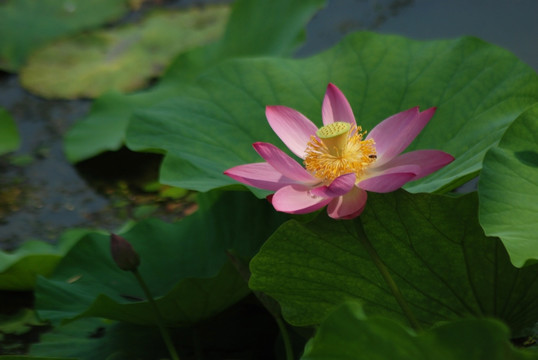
[132,269,181,360]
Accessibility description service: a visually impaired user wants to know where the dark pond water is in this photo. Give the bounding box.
[1,0,536,249]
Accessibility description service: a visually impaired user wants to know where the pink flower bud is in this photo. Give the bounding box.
[110,233,140,271]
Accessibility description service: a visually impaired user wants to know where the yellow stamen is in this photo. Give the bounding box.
[304,123,377,183]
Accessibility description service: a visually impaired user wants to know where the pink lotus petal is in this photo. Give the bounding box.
[310,173,356,198]
[358,171,417,193]
[224,163,299,191]
[366,163,421,178]
[253,142,319,184]
[366,107,436,165]
[327,186,368,219]
[322,83,356,126]
[272,184,332,214]
[266,105,318,159]
[379,149,454,181]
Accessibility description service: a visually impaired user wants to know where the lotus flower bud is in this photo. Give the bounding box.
[110,233,140,271]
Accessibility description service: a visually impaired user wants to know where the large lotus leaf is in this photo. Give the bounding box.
[478,104,538,267]
[126,32,538,196]
[0,308,45,339]
[28,317,164,360]
[1,357,74,360]
[301,302,538,360]
[248,190,538,335]
[35,191,287,325]
[0,229,87,291]
[0,0,128,72]
[63,86,179,163]
[63,0,326,163]
[20,6,230,99]
[29,302,276,360]
[0,358,74,360]
[0,107,20,155]
[161,0,328,83]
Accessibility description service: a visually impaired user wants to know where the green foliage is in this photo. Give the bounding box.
[0,108,20,155]
[0,0,128,71]
[29,318,163,360]
[0,357,75,360]
[125,32,538,196]
[0,229,88,291]
[35,191,287,325]
[63,0,327,163]
[20,6,230,99]
[213,0,323,58]
[479,104,538,267]
[249,190,538,335]
[301,302,538,360]
[0,309,45,340]
[2,0,536,356]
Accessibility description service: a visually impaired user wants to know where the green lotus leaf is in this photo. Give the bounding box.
[478,104,538,267]
[249,190,538,335]
[0,108,20,155]
[20,6,230,99]
[28,317,162,360]
[0,309,45,340]
[301,302,538,360]
[0,0,128,71]
[35,191,287,326]
[29,305,279,360]
[0,229,88,291]
[0,357,75,360]
[125,32,538,195]
[63,0,327,163]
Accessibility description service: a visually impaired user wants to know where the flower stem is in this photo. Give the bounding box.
[132,269,181,360]
[353,221,422,332]
[275,316,294,360]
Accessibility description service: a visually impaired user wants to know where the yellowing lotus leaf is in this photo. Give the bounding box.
[20,5,230,99]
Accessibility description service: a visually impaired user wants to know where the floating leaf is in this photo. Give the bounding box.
[0,357,74,360]
[63,0,327,162]
[0,229,88,291]
[0,309,45,340]
[29,304,277,359]
[0,0,128,71]
[301,302,538,360]
[125,32,538,195]
[35,191,287,325]
[0,108,20,155]
[479,104,538,267]
[28,317,162,360]
[20,6,230,99]
[249,190,538,335]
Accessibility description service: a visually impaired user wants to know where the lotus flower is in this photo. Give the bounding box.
[225,84,454,219]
